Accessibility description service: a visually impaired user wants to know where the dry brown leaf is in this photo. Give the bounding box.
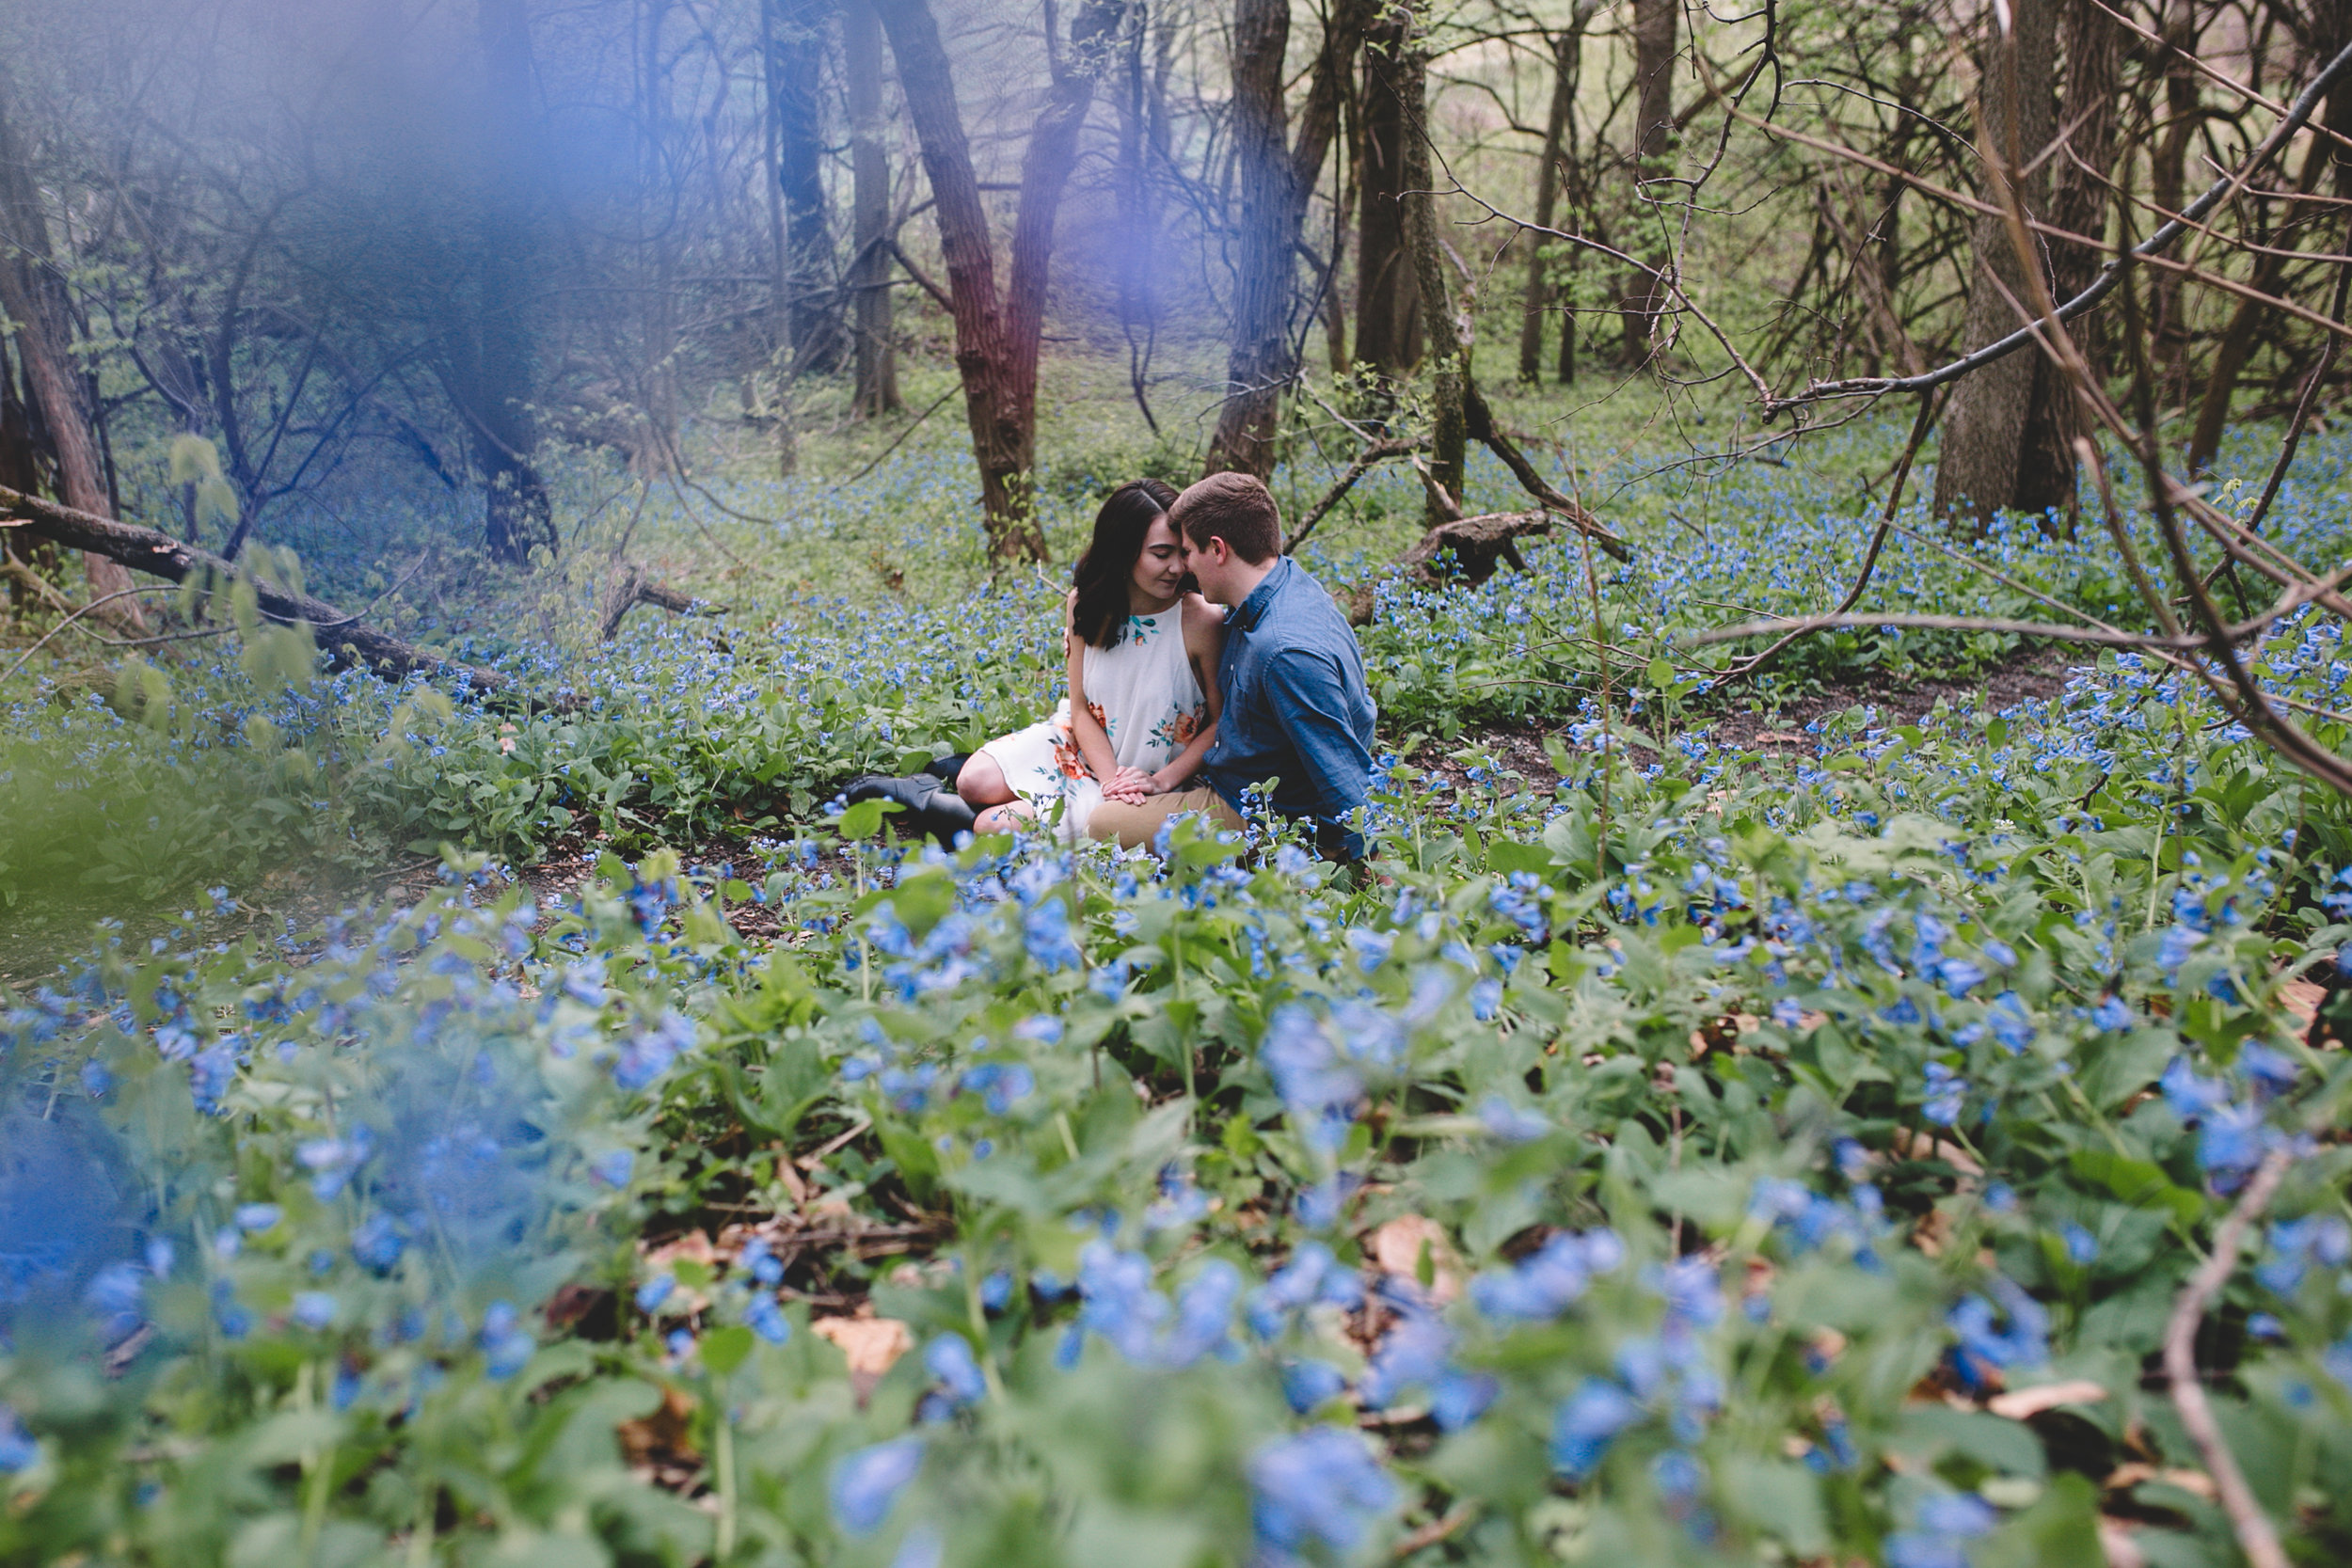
[1366,1214,1461,1303]
[617,1384,700,1468]
[2280,978,2326,1035]
[1987,1379,2108,1419]
[814,1313,913,1378]
[1889,1126,1986,1178]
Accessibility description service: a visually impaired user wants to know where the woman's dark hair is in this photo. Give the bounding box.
[1070,479,1182,648]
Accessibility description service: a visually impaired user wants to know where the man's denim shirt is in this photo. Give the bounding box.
[1200,558,1377,858]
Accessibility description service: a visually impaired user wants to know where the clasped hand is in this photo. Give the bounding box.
[1103,765,1191,804]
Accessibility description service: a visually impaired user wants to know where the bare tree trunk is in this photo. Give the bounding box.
[768,0,842,376]
[873,0,1115,562]
[1205,0,1295,477]
[1354,11,1422,376]
[1111,0,1161,431]
[1398,32,1464,523]
[1519,7,1590,383]
[844,0,900,419]
[1206,0,1367,477]
[467,0,557,566]
[1620,0,1677,366]
[0,87,144,626]
[2148,0,2201,403]
[1934,0,2060,528]
[2185,9,2352,473]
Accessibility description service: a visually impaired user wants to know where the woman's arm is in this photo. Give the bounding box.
[1064,597,1150,801]
[1149,596,1226,793]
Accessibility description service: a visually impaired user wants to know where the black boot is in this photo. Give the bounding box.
[841,771,977,847]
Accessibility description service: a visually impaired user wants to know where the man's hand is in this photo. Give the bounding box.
[1146,766,1192,795]
[1104,766,1153,803]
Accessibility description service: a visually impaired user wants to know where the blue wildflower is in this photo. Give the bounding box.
[831,1436,925,1537]
[1248,1428,1397,1555]
[1551,1377,1645,1477]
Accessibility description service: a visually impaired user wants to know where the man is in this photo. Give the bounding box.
[1088,471,1377,860]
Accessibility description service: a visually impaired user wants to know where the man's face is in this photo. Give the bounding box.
[1179,531,1232,604]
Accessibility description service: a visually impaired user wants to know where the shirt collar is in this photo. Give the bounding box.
[1226,557,1290,633]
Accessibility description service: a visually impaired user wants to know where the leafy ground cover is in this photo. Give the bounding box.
[8,393,2352,1566]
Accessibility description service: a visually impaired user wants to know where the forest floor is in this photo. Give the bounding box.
[0,644,2076,992]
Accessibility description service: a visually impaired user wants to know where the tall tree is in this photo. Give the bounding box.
[444,0,559,566]
[768,0,843,376]
[1205,0,1368,478]
[1518,2,1595,383]
[843,0,899,419]
[1933,0,2063,527]
[871,0,1117,562]
[1354,9,1422,376]
[1620,0,1677,365]
[0,83,144,625]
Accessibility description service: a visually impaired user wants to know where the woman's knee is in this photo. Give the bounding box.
[974,800,1032,834]
[956,752,1013,805]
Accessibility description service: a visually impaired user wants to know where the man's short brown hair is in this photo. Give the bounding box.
[1171,471,1282,563]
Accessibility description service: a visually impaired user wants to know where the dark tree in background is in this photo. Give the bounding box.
[769,0,844,378]
[1353,8,1422,379]
[843,0,900,420]
[441,0,559,565]
[872,0,1118,562]
[1204,0,1367,479]
[1932,0,2067,528]
[0,83,144,623]
[1619,0,1677,366]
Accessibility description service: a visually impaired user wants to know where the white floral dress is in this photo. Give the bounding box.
[977,607,1207,840]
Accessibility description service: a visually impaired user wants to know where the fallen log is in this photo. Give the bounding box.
[0,483,513,693]
[1333,509,1556,626]
[598,562,723,641]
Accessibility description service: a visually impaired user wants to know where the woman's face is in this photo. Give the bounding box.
[1131,514,1186,602]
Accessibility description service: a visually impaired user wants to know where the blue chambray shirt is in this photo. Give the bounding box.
[1199,558,1377,858]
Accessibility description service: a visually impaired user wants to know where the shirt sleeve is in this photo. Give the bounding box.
[1261,647,1373,860]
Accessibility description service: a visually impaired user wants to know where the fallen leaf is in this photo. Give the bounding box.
[617,1384,699,1468]
[1366,1214,1461,1303]
[1988,1379,2107,1419]
[814,1312,913,1378]
[1889,1126,1985,1178]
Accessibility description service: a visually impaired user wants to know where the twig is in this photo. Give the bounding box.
[2163,1147,2293,1568]
[1391,1503,1478,1559]
[1712,390,1939,686]
[0,586,184,687]
[843,387,960,488]
[1284,436,1419,554]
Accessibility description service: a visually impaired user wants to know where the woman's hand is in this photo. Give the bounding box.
[1103,766,1153,804]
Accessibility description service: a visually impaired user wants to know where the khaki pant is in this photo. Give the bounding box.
[1086,785,1245,849]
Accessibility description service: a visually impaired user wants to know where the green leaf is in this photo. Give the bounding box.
[701,1323,755,1377]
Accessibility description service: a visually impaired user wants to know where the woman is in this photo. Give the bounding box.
[956,480,1222,839]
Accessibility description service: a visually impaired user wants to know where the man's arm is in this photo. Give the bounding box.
[1261,648,1374,860]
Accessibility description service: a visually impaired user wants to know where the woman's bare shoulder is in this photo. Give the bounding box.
[1180,593,1224,634]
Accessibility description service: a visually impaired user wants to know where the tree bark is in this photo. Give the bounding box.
[769,0,844,376]
[1353,12,1422,376]
[1206,0,1367,477]
[1518,10,1589,383]
[1933,0,2062,529]
[844,0,900,419]
[1205,0,1295,477]
[1620,0,1677,366]
[873,0,1115,562]
[1398,31,1464,524]
[2185,10,2352,473]
[0,87,145,627]
[463,0,557,566]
